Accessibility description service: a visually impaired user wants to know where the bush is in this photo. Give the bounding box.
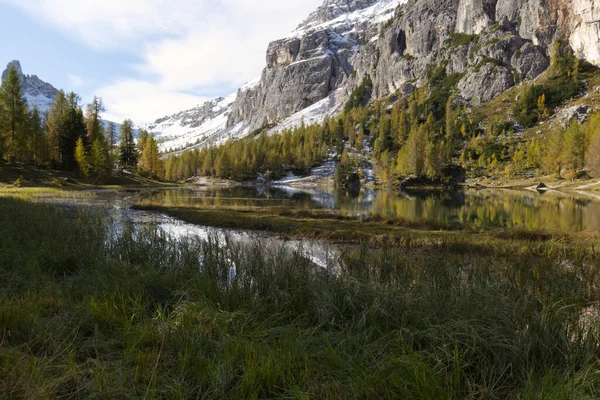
[449,33,478,47]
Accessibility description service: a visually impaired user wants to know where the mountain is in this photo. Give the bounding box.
[1,60,125,133]
[146,0,600,153]
[2,60,59,114]
[148,0,403,152]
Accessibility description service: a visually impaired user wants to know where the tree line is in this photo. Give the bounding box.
[0,64,162,181]
[126,40,597,186]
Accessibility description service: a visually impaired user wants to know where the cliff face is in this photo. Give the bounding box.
[152,0,600,152]
[226,0,403,132]
[226,0,579,131]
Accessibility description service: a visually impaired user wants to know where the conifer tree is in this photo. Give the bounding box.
[139,134,161,178]
[28,106,46,165]
[74,137,89,176]
[46,91,69,166]
[0,64,28,162]
[106,121,117,166]
[61,93,87,170]
[119,119,137,168]
[91,138,108,179]
[85,96,106,145]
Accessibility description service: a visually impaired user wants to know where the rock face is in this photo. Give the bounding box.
[456,0,497,35]
[570,0,600,66]
[226,0,403,132]
[2,60,59,113]
[151,0,600,152]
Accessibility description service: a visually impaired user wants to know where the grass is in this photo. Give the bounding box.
[3,198,600,398]
[0,162,180,190]
[131,202,600,251]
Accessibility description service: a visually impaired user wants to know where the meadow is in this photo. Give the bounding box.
[1,196,600,398]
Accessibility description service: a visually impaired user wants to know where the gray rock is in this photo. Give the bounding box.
[512,42,549,81]
[458,63,515,105]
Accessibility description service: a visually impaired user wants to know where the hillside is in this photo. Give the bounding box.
[149,0,600,158]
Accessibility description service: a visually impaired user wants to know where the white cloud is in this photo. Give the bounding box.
[97,79,208,124]
[1,0,323,123]
[67,73,84,89]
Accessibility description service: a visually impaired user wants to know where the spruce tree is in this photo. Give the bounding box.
[61,93,87,170]
[119,119,137,168]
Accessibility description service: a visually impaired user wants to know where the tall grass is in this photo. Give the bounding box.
[1,197,600,398]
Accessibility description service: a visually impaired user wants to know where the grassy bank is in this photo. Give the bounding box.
[0,162,179,190]
[2,198,600,398]
[132,203,597,250]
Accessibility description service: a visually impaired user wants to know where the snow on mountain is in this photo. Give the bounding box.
[292,0,405,38]
[2,60,59,114]
[147,0,405,153]
[268,89,345,135]
[144,78,260,153]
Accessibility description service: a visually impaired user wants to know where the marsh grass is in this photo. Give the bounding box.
[2,198,600,398]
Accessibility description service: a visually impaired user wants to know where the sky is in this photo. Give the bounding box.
[0,0,322,124]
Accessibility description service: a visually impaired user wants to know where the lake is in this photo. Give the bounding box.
[133,185,600,233]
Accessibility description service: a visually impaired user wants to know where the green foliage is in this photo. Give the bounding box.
[2,197,600,398]
[119,119,138,168]
[344,75,373,111]
[138,134,163,179]
[0,65,28,162]
[448,33,478,47]
[514,41,581,128]
[74,137,89,176]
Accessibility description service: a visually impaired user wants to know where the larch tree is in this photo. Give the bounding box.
[85,96,105,145]
[74,137,89,176]
[0,64,28,162]
[139,134,161,178]
[46,91,69,167]
[28,106,46,165]
[106,121,117,167]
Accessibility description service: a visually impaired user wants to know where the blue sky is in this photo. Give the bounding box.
[0,0,322,123]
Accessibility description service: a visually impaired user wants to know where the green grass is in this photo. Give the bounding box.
[3,198,600,398]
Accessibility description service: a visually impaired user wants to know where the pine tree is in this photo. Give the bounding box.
[119,119,137,168]
[0,64,28,162]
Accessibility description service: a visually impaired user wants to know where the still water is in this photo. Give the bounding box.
[134,185,600,233]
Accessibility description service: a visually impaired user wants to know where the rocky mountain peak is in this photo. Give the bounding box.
[2,60,23,79]
[2,60,59,113]
[299,0,381,29]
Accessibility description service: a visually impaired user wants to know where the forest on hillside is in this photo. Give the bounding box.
[164,41,600,187]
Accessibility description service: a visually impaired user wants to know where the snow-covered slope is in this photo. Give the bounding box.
[293,0,404,37]
[143,78,260,153]
[2,60,59,114]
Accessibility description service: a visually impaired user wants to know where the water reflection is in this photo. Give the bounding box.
[136,186,600,233]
